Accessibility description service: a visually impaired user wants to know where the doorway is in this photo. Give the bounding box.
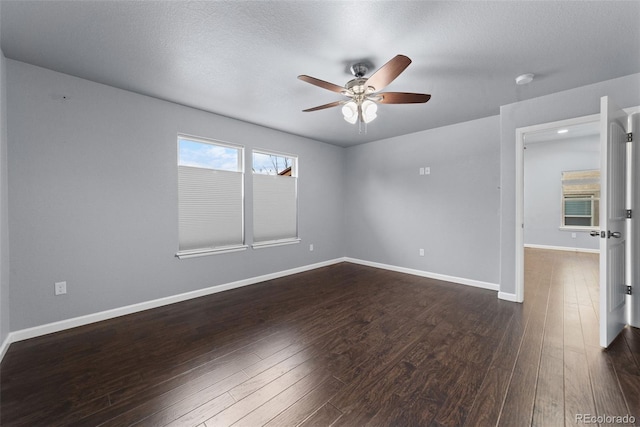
[515,114,600,303]
[515,105,640,346]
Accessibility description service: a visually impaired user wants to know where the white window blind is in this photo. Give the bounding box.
[252,150,298,246]
[177,136,245,257]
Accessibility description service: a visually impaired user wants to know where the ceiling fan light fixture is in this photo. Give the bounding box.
[342,101,358,124]
[361,100,378,123]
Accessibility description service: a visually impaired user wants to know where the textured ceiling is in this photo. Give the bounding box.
[1,1,639,147]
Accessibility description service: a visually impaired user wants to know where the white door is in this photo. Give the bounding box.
[631,113,640,328]
[599,96,628,348]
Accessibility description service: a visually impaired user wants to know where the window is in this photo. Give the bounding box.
[177,135,245,258]
[561,169,600,229]
[252,150,299,247]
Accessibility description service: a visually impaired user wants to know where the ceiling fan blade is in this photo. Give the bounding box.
[365,55,412,92]
[302,101,343,112]
[298,75,346,94]
[377,92,431,104]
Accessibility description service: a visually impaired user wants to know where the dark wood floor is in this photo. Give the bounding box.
[1,249,639,426]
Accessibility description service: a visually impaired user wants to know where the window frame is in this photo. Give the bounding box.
[176,134,247,259]
[251,149,300,249]
[559,169,600,231]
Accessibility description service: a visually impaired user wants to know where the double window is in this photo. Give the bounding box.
[561,169,600,229]
[176,135,298,258]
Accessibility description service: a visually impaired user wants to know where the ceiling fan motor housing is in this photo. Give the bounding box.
[345,77,372,96]
[350,63,369,78]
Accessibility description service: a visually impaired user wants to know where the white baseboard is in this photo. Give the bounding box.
[344,257,499,292]
[524,244,599,254]
[1,256,505,364]
[498,291,519,302]
[0,334,10,362]
[3,258,346,356]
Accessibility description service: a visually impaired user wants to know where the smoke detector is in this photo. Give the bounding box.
[515,73,534,85]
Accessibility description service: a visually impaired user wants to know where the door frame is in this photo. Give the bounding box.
[515,114,599,303]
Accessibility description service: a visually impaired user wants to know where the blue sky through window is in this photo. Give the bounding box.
[178,139,240,172]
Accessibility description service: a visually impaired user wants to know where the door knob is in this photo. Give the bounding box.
[608,231,622,238]
[589,230,600,237]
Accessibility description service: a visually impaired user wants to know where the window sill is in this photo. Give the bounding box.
[252,238,301,249]
[176,245,248,259]
[558,226,598,232]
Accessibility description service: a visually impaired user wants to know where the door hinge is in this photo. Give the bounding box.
[627,209,633,219]
[626,285,633,295]
[628,132,633,142]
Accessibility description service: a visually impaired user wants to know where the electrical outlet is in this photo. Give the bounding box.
[419,248,425,256]
[55,281,67,296]
[309,243,314,251]
[424,167,431,175]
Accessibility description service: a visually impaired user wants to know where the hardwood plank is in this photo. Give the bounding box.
[578,302,600,348]
[234,353,317,403]
[464,367,512,427]
[564,303,585,353]
[201,358,321,426]
[69,352,260,426]
[229,369,333,426]
[623,326,640,369]
[497,362,538,427]
[164,393,236,427]
[127,371,248,427]
[263,376,343,427]
[431,359,489,426]
[298,402,343,427]
[564,349,597,426]
[583,345,630,425]
[532,352,563,427]
[606,331,640,420]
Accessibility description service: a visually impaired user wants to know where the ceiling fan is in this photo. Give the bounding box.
[298,55,431,125]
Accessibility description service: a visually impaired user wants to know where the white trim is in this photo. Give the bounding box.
[558,226,599,232]
[524,243,599,254]
[252,238,301,249]
[624,106,640,115]
[498,292,518,302]
[344,257,499,291]
[0,334,11,362]
[176,245,248,259]
[5,258,346,348]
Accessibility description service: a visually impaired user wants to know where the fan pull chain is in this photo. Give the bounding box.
[358,120,367,135]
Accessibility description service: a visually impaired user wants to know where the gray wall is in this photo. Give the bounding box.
[500,72,640,296]
[7,60,345,331]
[524,136,600,250]
[344,116,501,285]
[0,17,10,345]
